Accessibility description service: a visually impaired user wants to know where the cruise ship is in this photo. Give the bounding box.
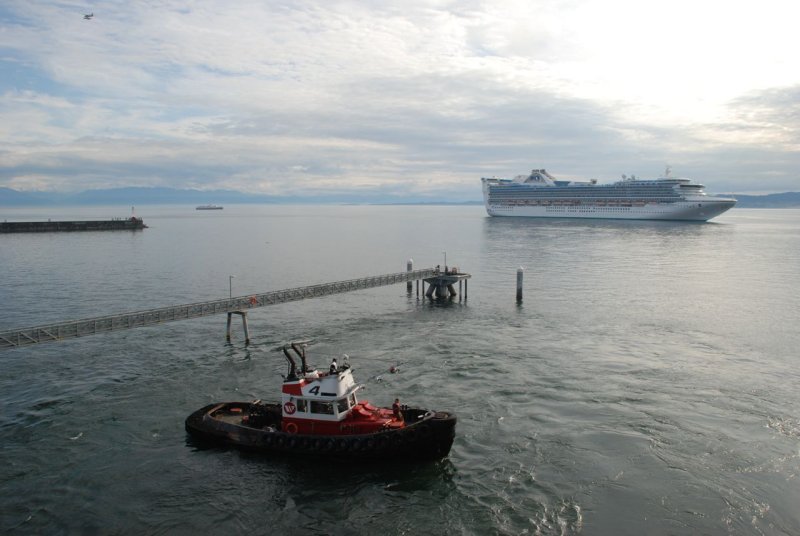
[482,168,736,221]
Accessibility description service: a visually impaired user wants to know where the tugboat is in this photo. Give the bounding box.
[185,342,457,461]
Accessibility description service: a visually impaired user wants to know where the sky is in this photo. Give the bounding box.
[1,0,798,199]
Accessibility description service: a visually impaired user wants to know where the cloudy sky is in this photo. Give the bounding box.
[1,0,798,199]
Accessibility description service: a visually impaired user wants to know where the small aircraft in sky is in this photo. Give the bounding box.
[83,13,93,20]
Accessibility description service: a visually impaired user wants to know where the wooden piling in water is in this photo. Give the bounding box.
[407,259,413,293]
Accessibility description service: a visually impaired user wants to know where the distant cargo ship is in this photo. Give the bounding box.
[1,216,147,233]
[196,205,223,210]
[482,168,736,221]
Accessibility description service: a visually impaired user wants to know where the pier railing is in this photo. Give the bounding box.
[0,268,436,350]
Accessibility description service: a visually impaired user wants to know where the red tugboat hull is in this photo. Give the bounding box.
[185,401,456,461]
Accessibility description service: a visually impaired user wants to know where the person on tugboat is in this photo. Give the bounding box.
[392,398,404,421]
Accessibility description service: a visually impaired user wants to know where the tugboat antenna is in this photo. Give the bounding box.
[291,342,310,372]
[282,346,298,380]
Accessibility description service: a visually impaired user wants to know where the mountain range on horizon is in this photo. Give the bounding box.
[1,186,799,208]
[0,186,479,206]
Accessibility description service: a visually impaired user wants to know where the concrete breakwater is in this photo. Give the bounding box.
[0,217,147,233]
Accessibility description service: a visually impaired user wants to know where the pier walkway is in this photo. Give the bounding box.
[0,268,438,350]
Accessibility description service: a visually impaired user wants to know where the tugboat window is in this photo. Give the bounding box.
[297,399,308,412]
[337,398,349,413]
[310,401,334,415]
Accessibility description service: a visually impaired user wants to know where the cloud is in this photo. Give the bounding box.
[727,86,800,146]
[0,0,798,197]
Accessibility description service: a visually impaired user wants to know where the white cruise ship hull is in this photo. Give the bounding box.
[485,199,735,221]
[482,169,736,222]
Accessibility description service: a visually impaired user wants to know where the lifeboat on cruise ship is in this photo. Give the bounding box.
[185,341,457,461]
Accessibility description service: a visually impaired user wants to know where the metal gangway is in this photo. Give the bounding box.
[0,268,437,351]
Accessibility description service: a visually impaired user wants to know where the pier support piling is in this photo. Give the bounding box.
[516,267,524,304]
[241,312,250,344]
[426,283,435,298]
[226,311,251,344]
[422,267,471,302]
[407,259,413,294]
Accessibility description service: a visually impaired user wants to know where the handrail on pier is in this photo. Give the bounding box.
[0,268,437,351]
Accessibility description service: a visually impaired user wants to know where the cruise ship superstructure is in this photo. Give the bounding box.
[481,168,736,221]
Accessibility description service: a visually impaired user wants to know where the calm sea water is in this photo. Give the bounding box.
[1,205,799,535]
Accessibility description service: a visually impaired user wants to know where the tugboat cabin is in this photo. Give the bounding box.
[281,344,403,435]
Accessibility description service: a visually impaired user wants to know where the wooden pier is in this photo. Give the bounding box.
[0,267,469,350]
